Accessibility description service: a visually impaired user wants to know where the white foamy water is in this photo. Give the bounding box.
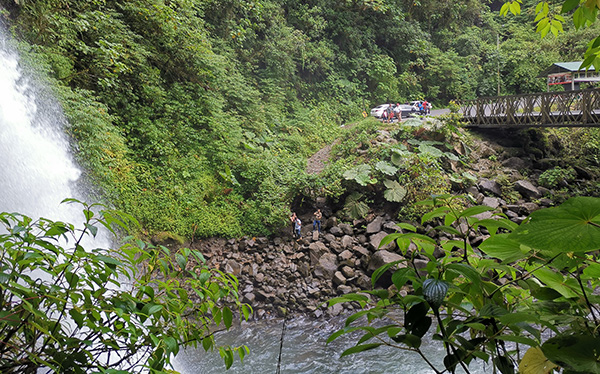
[0,27,83,223]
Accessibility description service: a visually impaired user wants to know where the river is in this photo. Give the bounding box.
[173,315,487,374]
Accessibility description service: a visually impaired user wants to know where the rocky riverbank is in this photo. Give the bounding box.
[158,128,597,321]
[181,180,570,321]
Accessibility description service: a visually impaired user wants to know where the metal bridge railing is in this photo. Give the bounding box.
[460,88,600,128]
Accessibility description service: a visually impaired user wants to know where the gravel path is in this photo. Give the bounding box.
[306,143,333,175]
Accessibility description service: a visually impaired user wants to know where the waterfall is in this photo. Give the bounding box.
[0,25,83,223]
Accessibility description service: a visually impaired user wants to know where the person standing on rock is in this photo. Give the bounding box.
[294,216,302,241]
[313,208,322,233]
[290,212,297,238]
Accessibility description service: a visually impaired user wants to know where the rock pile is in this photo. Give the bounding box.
[188,171,566,320]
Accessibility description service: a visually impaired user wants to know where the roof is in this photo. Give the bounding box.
[538,61,596,77]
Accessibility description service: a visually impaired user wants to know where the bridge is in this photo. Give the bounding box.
[460,88,600,128]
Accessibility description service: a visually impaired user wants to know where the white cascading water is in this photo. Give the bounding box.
[0,26,83,223]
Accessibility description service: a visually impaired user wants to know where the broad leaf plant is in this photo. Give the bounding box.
[329,195,600,374]
[0,199,250,373]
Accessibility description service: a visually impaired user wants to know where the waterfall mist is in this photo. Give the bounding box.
[0,26,84,223]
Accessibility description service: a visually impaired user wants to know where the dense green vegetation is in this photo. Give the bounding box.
[1,0,600,239]
[0,200,248,373]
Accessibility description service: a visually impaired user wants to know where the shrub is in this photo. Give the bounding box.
[0,200,249,373]
[538,166,577,188]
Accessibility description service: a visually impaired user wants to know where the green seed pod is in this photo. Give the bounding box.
[422,278,449,308]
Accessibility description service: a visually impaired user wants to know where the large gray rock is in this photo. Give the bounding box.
[481,196,500,208]
[514,180,541,199]
[369,231,396,251]
[329,226,344,237]
[366,216,384,234]
[367,250,404,274]
[309,242,328,266]
[478,178,502,197]
[502,157,531,170]
[339,223,354,236]
[225,260,242,276]
[333,271,347,285]
[341,235,354,249]
[341,265,356,278]
[338,250,353,262]
[521,202,540,214]
[367,250,405,287]
[314,253,338,280]
[352,245,370,257]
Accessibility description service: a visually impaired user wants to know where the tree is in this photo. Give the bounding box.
[329,195,600,374]
[0,200,250,373]
[502,0,600,69]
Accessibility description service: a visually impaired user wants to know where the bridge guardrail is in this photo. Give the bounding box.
[460,88,600,128]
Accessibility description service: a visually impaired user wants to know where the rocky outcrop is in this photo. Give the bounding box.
[187,139,578,321]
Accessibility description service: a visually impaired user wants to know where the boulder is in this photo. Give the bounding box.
[366,216,384,234]
[368,250,405,287]
[329,240,344,254]
[329,226,344,237]
[521,202,540,214]
[322,233,336,243]
[502,157,531,170]
[309,241,328,266]
[337,284,353,294]
[481,196,500,209]
[332,271,347,285]
[243,292,256,304]
[369,231,396,251]
[339,223,354,235]
[353,245,370,257]
[367,250,404,274]
[312,230,320,241]
[341,235,354,249]
[356,274,372,289]
[477,178,502,197]
[338,250,353,262]
[314,253,338,280]
[225,260,242,276]
[341,265,356,278]
[514,180,541,199]
[328,303,344,316]
[383,221,402,232]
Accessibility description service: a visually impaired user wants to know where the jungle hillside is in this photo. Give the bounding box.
[1,0,599,239]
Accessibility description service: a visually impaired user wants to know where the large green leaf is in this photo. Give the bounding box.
[478,234,530,262]
[383,180,407,202]
[418,144,444,158]
[542,335,600,373]
[343,164,372,185]
[376,161,398,176]
[509,197,600,254]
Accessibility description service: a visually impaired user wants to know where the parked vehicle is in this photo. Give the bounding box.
[410,100,432,114]
[398,104,415,118]
[371,103,416,119]
[370,104,391,118]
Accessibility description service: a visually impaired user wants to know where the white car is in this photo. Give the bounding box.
[371,104,416,119]
[370,104,391,118]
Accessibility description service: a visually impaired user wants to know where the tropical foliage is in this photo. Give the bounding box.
[3,0,600,239]
[329,195,600,374]
[0,200,249,373]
